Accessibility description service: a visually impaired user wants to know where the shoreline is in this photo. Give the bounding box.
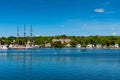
[0,47,120,50]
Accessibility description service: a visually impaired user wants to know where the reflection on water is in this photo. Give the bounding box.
[0,49,120,80]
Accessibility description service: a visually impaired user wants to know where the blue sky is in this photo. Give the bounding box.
[0,0,120,37]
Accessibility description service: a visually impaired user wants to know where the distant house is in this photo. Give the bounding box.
[45,43,51,48]
[103,45,107,48]
[109,44,119,48]
[59,39,65,44]
[76,44,81,48]
[109,45,114,48]
[34,45,39,48]
[96,44,102,48]
[64,39,71,44]
[86,44,93,48]
[115,44,119,48]
[9,44,13,48]
[65,44,71,47]
[52,39,71,44]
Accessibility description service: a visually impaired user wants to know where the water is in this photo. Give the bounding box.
[0,48,120,80]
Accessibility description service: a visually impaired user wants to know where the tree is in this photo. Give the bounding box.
[52,41,64,48]
[70,40,77,47]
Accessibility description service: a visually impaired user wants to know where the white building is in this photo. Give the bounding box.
[76,44,81,48]
[86,44,93,48]
[65,44,71,47]
[45,43,51,48]
[115,44,119,48]
[103,45,107,48]
[96,44,102,48]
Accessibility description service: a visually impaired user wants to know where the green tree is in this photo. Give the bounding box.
[52,41,64,48]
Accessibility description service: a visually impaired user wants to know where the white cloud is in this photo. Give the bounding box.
[94,8,105,13]
[112,32,117,36]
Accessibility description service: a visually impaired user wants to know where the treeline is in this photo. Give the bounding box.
[0,35,120,47]
[69,36,120,47]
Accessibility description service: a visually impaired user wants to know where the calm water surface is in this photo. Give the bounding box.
[0,48,120,80]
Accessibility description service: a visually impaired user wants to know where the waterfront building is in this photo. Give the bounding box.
[9,44,13,48]
[65,44,71,47]
[109,44,119,48]
[45,43,51,48]
[86,44,93,48]
[76,44,81,48]
[96,44,102,48]
[115,44,119,48]
[103,45,107,48]
[109,45,115,48]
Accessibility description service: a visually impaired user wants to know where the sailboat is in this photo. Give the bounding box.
[9,25,39,50]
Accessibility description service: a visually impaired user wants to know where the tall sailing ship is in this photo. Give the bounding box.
[9,25,39,50]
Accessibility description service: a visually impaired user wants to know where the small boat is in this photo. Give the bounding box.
[8,44,39,50]
[0,45,8,50]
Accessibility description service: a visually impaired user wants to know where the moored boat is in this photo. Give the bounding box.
[8,26,39,50]
[8,44,39,50]
[0,45,8,50]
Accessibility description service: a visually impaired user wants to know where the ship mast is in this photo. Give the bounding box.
[30,25,32,38]
[17,26,19,38]
[24,25,26,45]
[30,25,33,46]
[24,25,26,38]
[16,26,20,45]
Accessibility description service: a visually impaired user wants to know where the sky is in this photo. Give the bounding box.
[0,0,120,37]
